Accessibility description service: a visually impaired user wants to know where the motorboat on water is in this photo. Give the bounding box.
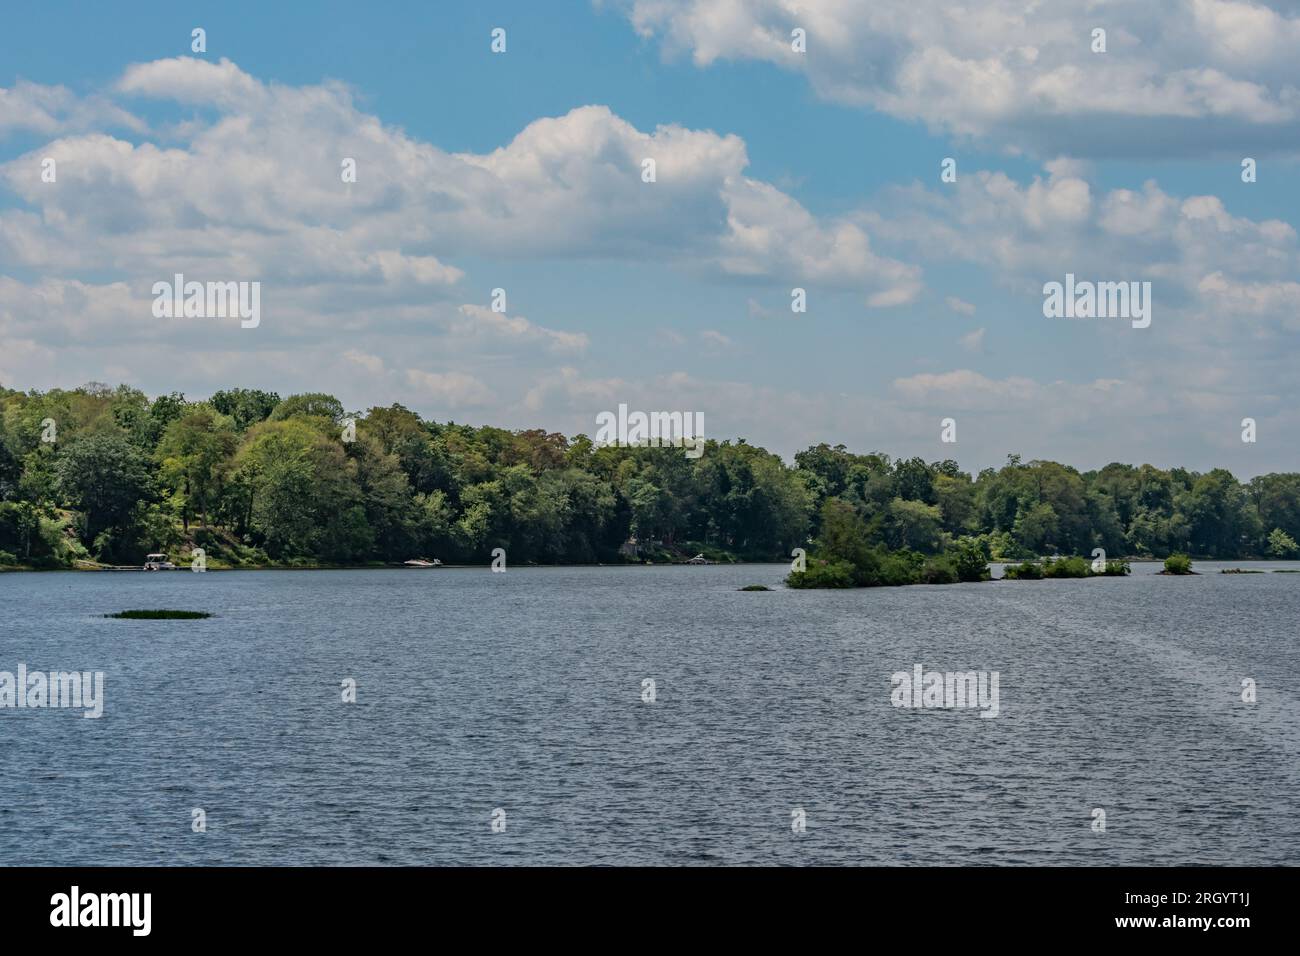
[402,558,443,568]
[143,553,177,570]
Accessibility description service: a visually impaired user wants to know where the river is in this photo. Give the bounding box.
[1,562,1297,865]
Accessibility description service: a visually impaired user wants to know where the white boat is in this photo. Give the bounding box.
[686,553,710,565]
[402,558,443,568]
[143,553,177,571]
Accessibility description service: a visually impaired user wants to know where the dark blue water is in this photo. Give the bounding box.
[1,562,1298,865]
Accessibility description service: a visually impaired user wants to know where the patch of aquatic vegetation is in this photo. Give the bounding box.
[105,610,212,620]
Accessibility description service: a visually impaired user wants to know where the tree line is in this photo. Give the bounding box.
[0,382,1296,568]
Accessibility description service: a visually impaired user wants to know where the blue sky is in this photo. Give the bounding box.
[1,0,1298,475]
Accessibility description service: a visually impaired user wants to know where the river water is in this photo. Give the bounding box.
[1,562,1297,865]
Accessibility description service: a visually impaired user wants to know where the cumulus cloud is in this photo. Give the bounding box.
[1,52,1296,473]
[864,162,1299,340]
[840,157,1298,470]
[0,57,918,313]
[117,56,267,108]
[891,369,1124,409]
[505,363,1260,476]
[0,55,928,437]
[403,369,494,408]
[451,304,589,352]
[622,0,1300,156]
[1197,272,1300,330]
[0,80,143,138]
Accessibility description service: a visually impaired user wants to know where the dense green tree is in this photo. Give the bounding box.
[934,472,977,535]
[1250,474,1300,544]
[54,433,156,552]
[1267,528,1298,558]
[210,388,282,430]
[232,419,363,560]
[156,407,239,528]
[884,497,944,552]
[269,393,346,424]
[893,456,935,504]
[1178,469,1261,558]
[0,501,41,561]
[1013,501,1059,554]
[815,498,875,568]
[0,419,19,500]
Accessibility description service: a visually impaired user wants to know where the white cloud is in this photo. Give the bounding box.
[522,366,627,414]
[623,0,1300,156]
[2,53,1296,474]
[866,163,1299,332]
[959,327,986,352]
[117,56,266,108]
[452,304,589,352]
[0,80,143,138]
[503,363,1273,476]
[342,349,385,375]
[0,337,57,385]
[1197,272,1300,330]
[835,157,1299,466]
[403,369,494,408]
[0,57,919,309]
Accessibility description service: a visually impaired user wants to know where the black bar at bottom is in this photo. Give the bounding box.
[0,866,1276,941]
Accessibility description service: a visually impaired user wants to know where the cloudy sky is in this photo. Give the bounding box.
[1,0,1297,475]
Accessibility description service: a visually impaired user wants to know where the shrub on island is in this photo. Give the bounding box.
[950,537,994,582]
[1162,554,1194,575]
[1002,556,1131,579]
[786,544,989,589]
[1001,560,1044,580]
[785,501,990,589]
[786,559,859,589]
[1043,556,1091,578]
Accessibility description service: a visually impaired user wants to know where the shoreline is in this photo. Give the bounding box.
[0,560,773,573]
[1,557,1295,575]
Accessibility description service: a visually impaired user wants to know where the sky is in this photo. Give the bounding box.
[0,0,1297,476]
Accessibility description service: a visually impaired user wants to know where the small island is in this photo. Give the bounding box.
[105,609,212,620]
[1001,556,1130,579]
[1158,554,1197,575]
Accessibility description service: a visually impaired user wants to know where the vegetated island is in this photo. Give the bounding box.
[0,383,1297,576]
[105,609,212,620]
[1158,554,1197,575]
[1001,555,1131,579]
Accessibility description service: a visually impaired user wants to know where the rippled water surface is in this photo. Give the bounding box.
[2,562,1298,865]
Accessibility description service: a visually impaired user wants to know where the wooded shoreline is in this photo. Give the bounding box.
[2,384,1297,573]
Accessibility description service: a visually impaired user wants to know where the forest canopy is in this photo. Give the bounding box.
[1,382,1297,568]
